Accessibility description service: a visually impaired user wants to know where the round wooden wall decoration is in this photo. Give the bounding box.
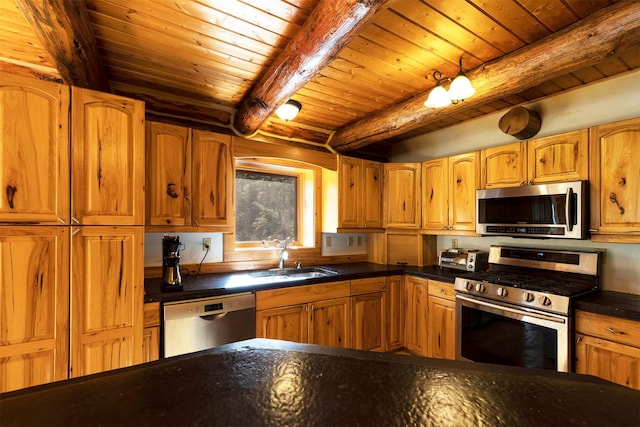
[498,106,541,140]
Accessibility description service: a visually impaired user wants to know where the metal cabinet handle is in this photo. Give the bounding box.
[605,327,616,334]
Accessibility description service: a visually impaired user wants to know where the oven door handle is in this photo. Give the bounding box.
[565,187,574,231]
[456,294,566,324]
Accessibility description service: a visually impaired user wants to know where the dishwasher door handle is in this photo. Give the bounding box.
[199,312,228,321]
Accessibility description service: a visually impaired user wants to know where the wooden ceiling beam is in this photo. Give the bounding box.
[329,0,640,152]
[233,0,391,137]
[15,0,110,92]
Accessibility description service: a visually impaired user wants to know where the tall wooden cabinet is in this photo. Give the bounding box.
[0,227,69,393]
[145,123,233,231]
[384,163,420,228]
[338,156,383,230]
[0,74,70,224]
[589,117,640,243]
[404,276,428,356]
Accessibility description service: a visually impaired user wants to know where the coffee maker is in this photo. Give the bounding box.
[162,235,183,291]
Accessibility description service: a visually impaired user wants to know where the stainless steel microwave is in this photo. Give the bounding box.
[476,180,589,239]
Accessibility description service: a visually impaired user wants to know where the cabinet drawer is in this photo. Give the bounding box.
[144,302,161,328]
[256,281,350,310]
[428,280,455,301]
[576,310,640,348]
[351,277,386,295]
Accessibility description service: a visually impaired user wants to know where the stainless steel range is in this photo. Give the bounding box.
[455,245,600,372]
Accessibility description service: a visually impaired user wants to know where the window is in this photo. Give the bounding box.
[234,159,316,249]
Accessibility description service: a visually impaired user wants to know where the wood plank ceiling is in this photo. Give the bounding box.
[1,0,639,160]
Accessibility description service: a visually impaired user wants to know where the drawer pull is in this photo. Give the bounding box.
[605,327,616,334]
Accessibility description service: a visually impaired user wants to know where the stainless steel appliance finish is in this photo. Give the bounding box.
[163,293,256,358]
[455,245,600,372]
[439,248,488,272]
[476,180,589,239]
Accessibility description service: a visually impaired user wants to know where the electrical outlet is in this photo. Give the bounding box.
[348,236,354,247]
[325,236,332,247]
[356,236,362,246]
[451,239,458,249]
[202,237,211,250]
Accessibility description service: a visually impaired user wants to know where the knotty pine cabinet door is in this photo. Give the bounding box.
[421,158,448,231]
[0,226,69,393]
[309,297,351,348]
[70,226,144,378]
[427,297,456,360]
[338,156,383,230]
[575,334,640,390]
[384,162,420,228]
[362,160,383,228]
[386,275,404,351]
[145,122,191,226]
[481,142,527,188]
[404,276,428,356]
[351,292,385,352]
[71,87,145,225]
[527,129,588,184]
[448,152,479,232]
[0,73,70,224]
[191,130,233,229]
[256,305,309,344]
[589,117,640,242]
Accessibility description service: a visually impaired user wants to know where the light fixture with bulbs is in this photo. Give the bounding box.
[424,57,475,108]
[275,99,302,121]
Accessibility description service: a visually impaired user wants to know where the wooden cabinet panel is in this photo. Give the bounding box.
[256,305,309,343]
[352,292,386,352]
[309,297,350,348]
[0,226,69,392]
[192,130,233,228]
[71,87,145,225]
[384,163,420,228]
[71,226,144,377]
[350,276,386,295]
[575,334,640,390]
[427,296,456,360]
[256,281,350,311]
[142,327,160,363]
[338,156,362,228]
[589,117,640,241]
[527,129,588,183]
[0,73,70,224]
[576,310,640,349]
[386,275,404,351]
[448,152,479,232]
[362,160,383,228]
[421,158,448,230]
[404,276,428,356]
[146,122,191,226]
[481,141,526,188]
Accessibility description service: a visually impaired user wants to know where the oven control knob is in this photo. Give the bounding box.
[464,281,474,291]
[475,283,486,293]
[539,296,552,306]
[523,292,535,302]
[497,287,508,297]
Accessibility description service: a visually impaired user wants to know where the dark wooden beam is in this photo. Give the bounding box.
[329,0,640,152]
[233,0,391,136]
[15,0,110,92]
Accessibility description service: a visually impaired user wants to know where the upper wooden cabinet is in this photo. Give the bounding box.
[146,122,191,226]
[589,117,640,242]
[0,73,70,224]
[481,129,588,188]
[0,226,69,393]
[71,87,145,225]
[384,163,420,228]
[421,158,448,231]
[338,156,383,230]
[70,226,144,378]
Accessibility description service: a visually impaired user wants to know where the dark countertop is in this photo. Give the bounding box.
[2,339,638,426]
[145,262,469,303]
[575,290,640,322]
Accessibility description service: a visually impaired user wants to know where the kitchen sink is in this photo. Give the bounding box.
[248,266,338,280]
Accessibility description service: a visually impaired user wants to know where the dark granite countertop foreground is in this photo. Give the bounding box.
[1,339,638,426]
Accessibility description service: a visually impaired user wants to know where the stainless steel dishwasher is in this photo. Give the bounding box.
[163,292,256,358]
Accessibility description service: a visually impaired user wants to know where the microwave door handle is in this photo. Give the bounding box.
[565,187,574,232]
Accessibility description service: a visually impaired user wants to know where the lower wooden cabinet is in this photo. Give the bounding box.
[404,276,428,356]
[0,226,70,393]
[256,305,309,343]
[427,280,456,360]
[386,276,404,351]
[351,277,387,352]
[309,297,351,348]
[575,310,640,390]
[143,302,161,363]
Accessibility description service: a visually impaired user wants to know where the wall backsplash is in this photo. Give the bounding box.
[144,232,223,267]
[436,235,640,295]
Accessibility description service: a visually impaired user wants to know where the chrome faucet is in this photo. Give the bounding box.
[278,248,289,269]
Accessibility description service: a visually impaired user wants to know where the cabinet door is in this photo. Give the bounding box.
[71,88,145,225]
[575,334,640,390]
[338,156,362,228]
[351,292,386,352]
[0,73,70,224]
[528,129,588,184]
[362,160,383,228]
[590,118,640,240]
[309,297,351,348]
[421,158,448,231]
[404,276,428,356]
[146,122,191,226]
[71,226,144,377]
[427,296,456,360]
[0,226,69,392]
[386,275,404,351]
[256,305,309,343]
[142,327,160,363]
[192,130,233,228]
[448,152,479,232]
[384,163,420,228]
[481,142,526,188]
